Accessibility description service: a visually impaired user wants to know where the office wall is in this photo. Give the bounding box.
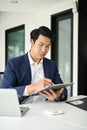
[0,13,5,72]
[0,0,78,96]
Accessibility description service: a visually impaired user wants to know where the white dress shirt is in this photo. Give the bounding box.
[24,52,46,103]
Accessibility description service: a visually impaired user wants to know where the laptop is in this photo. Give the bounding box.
[0,88,29,117]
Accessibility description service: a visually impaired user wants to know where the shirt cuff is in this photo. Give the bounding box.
[23,85,29,96]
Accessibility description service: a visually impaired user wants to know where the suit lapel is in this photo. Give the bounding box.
[23,53,31,84]
[43,58,50,78]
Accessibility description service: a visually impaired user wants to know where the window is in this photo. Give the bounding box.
[0,72,4,87]
[51,9,73,97]
[5,24,25,65]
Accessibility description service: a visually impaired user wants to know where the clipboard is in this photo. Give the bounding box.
[31,82,74,96]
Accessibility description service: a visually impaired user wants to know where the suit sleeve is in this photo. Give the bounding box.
[1,60,28,103]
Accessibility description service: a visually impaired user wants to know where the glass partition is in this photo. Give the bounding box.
[58,18,72,96]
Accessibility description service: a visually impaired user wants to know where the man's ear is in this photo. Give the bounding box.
[30,39,35,48]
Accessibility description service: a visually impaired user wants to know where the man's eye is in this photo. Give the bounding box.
[39,43,43,46]
[46,46,50,48]
[46,45,50,48]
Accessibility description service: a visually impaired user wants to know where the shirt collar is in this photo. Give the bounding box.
[28,51,43,65]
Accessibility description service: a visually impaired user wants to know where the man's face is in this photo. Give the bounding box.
[30,34,51,62]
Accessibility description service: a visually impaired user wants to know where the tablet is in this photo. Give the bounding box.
[31,82,74,96]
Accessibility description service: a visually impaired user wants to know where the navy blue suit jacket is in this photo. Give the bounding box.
[1,53,67,103]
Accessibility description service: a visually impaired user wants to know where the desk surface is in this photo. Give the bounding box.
[0,95,87,130]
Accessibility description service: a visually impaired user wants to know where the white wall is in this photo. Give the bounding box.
[0,13,5,72]
[0,0,78,96]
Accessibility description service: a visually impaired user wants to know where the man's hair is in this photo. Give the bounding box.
[30,26,55,44]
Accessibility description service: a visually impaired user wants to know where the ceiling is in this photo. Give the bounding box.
[0,0,67,13]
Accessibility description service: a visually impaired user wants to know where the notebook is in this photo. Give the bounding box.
[0,88,29,117]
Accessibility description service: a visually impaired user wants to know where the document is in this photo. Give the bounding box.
[31,82,74,96]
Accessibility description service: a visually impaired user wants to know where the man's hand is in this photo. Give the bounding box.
[27,78,53,94]
[40,88,64,101]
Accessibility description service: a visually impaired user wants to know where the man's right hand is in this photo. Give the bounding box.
[27,78,53,95]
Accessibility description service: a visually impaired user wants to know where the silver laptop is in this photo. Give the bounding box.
[0,88,29,117]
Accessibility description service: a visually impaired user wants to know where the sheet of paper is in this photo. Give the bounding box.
[70,100,84,105]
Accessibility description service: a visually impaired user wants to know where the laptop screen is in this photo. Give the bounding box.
[0,88,29,116]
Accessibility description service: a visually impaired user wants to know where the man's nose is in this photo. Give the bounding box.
[42,46,46,52]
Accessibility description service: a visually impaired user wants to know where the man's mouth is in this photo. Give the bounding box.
[40,54,45,56]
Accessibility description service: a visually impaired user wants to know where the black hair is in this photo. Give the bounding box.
[30,26,55,44]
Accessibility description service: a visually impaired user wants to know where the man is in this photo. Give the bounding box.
[1,26,67,103]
